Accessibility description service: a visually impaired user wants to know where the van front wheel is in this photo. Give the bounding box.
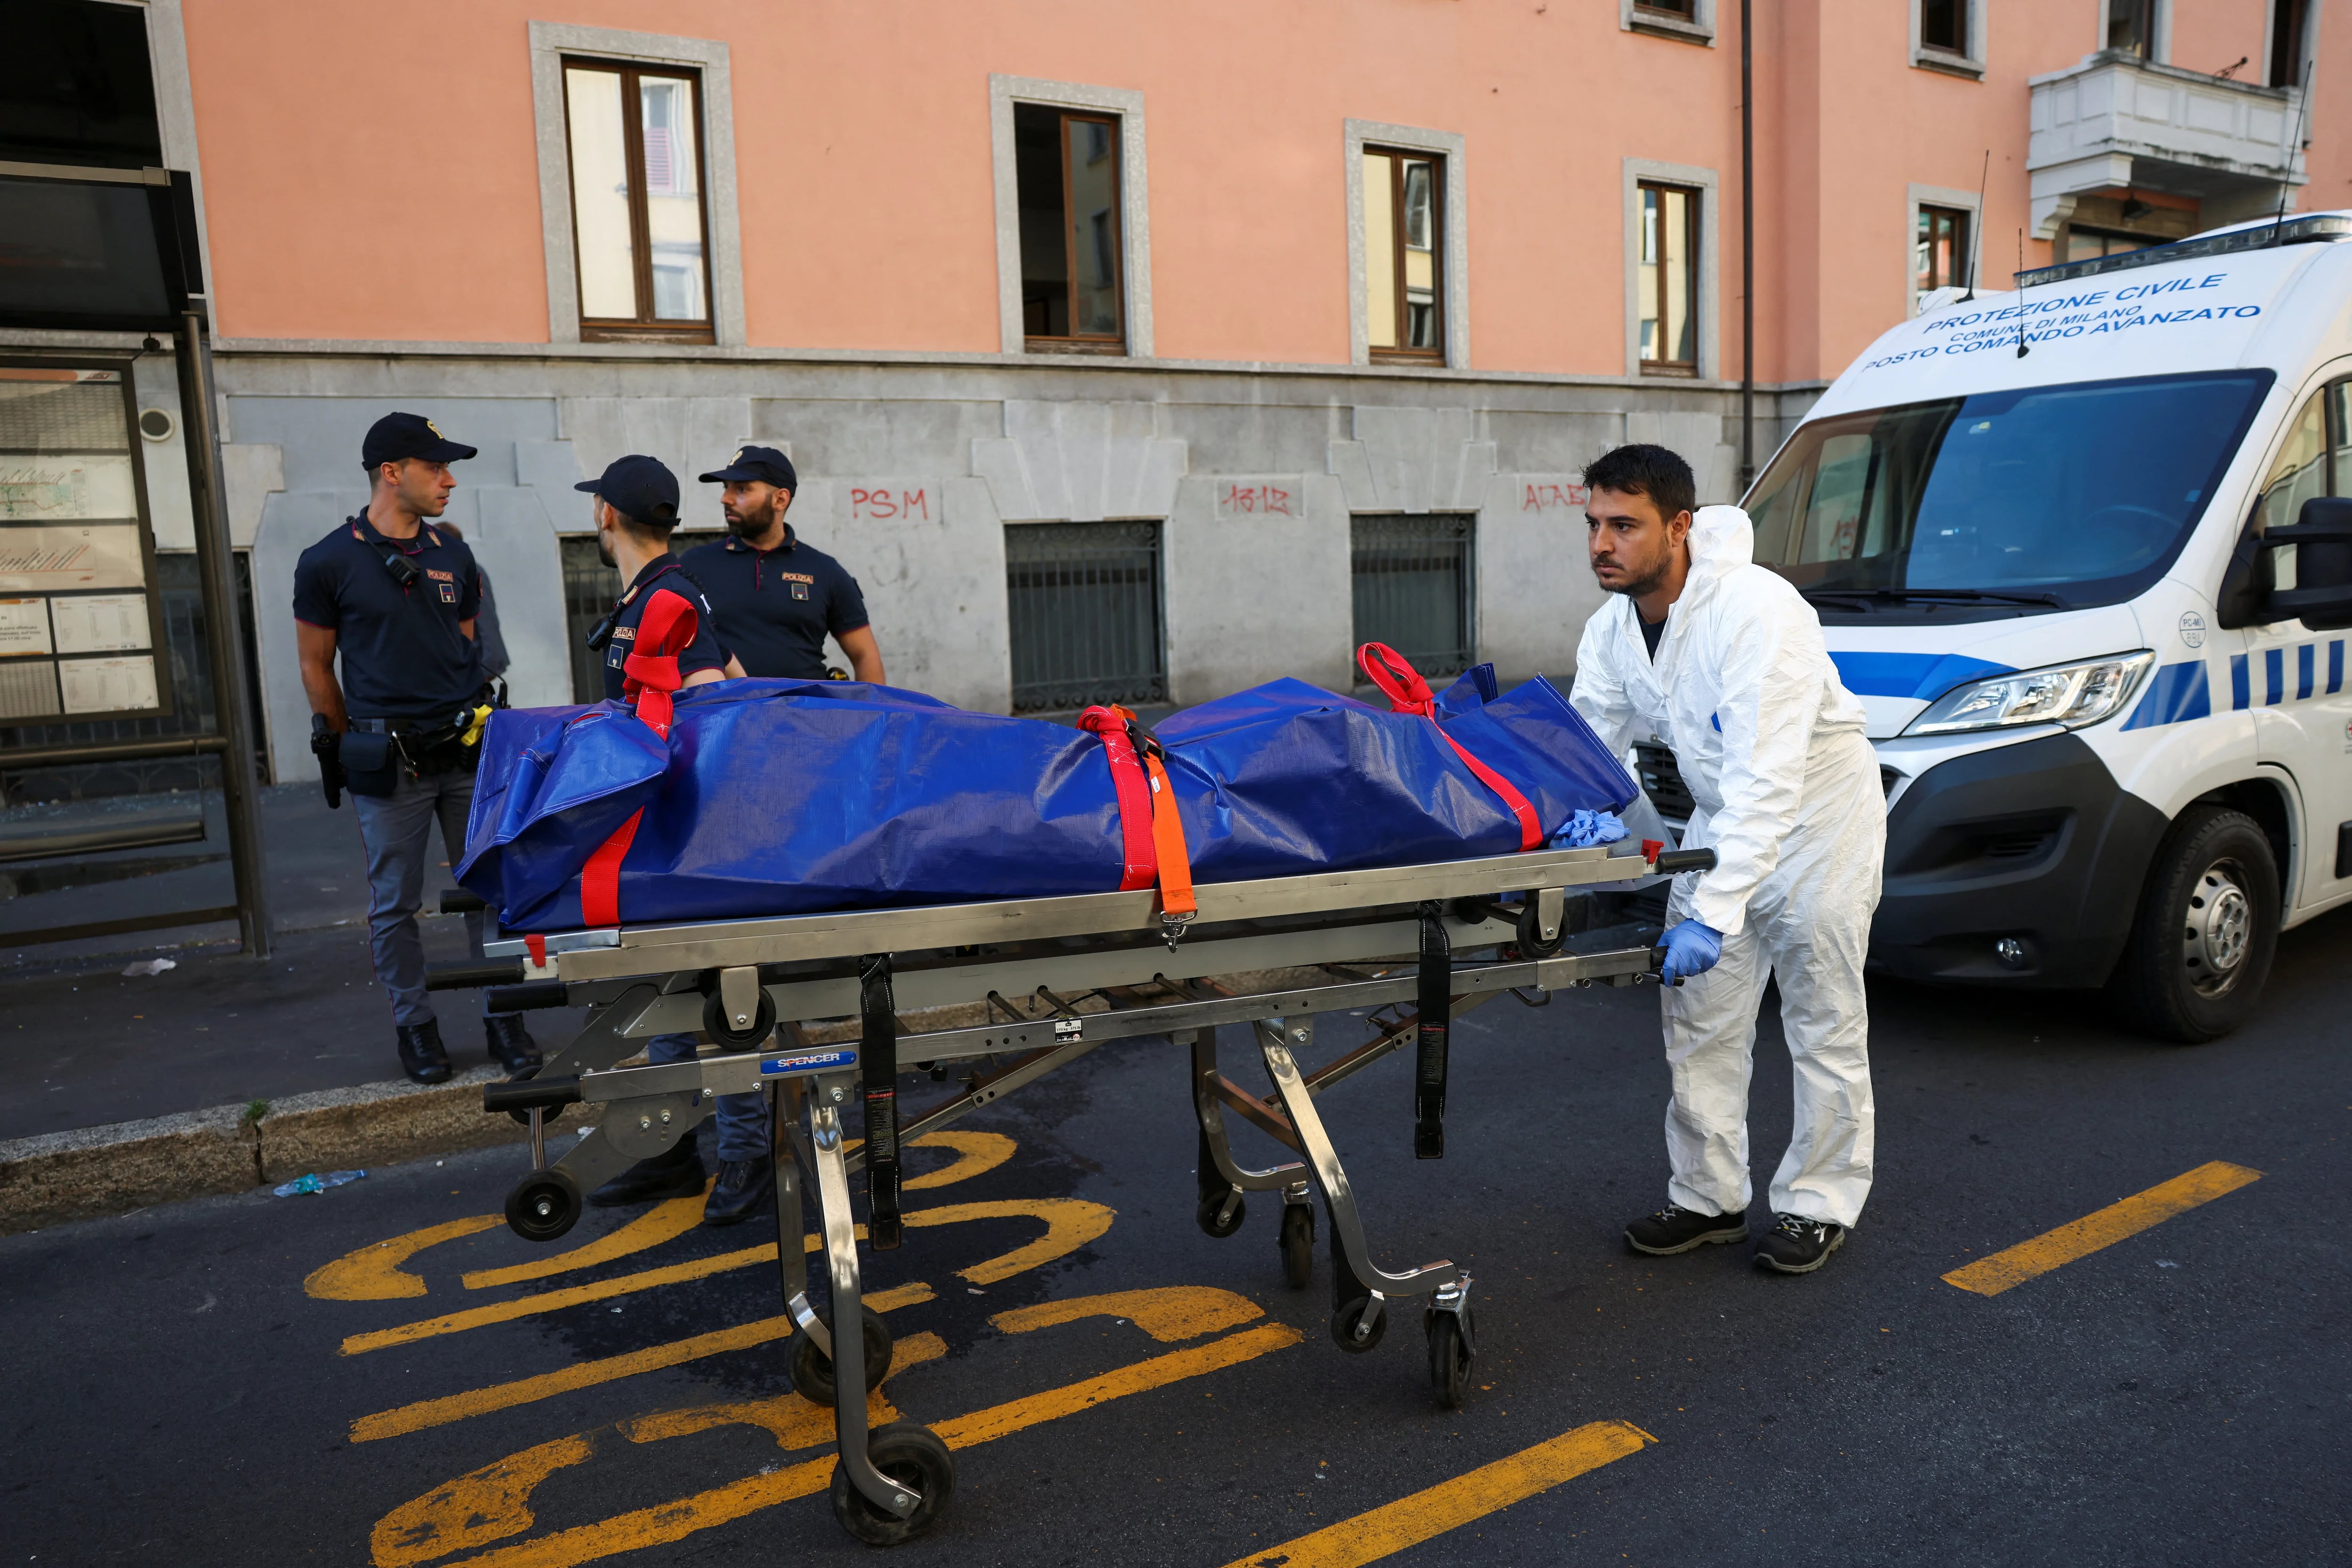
[2107,804,2279,1043]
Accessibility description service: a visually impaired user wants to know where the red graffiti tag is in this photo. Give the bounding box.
[1218,483,1294,517]
[850,487,931,521]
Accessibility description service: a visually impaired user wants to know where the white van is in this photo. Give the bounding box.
[1723,211,2352,1041]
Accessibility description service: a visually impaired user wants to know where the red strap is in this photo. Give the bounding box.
[579,588,701,928]
[1141,748,1196,918]
[1080,705,1157,892]
[1356,643,1542,853]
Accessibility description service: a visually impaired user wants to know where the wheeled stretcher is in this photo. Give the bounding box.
[429,836,1711,1545]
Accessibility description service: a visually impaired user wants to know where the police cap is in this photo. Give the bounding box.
[361,412,478,472]
[698,444,797,492]
[575,454,681,527]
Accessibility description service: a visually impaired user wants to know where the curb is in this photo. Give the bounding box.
[0,1067,593,1235]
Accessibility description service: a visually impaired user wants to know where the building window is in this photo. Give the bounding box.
[1637,182,1699,374]
[1005,521,1165,713]
[2270,0,2311,87]
[560,532,723,702]
[2064,226,2156,264]
[1017,104,1125,352]
[562,60,713,343]
[1916,205,1971,294]
[1635,0,1697,15]
[1351,514,1475,679]
[1364,147,1445,363]
[1919,0,1968,54]
[2106,0,2158,57]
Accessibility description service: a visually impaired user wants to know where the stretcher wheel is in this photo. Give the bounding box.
[1514,901,1565,960]
[503,1169,582,1242]
[1279,1204,1315,1290]
[1330,1295,1386,1354]
[702,986,777,1049]
[831,1421,955,1545]
[788,1304,894,1407]
[1425,1308,1473,1410]
[1196,1189,1246,1239]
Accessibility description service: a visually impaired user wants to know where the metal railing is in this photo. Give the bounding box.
[1351,513,1475,679]
[1006,520,1167,713]
[560,532,724,703]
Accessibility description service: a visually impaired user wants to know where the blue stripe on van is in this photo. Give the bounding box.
[2298,642,2315,700]
[2333,639,2345,695]
[2121,660,2211,730]
[2231,653,2249,709]
[2265,646,2284,705]
[1827,650,2010,701]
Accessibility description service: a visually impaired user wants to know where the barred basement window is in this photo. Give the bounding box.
[1351,514,1475,680]
[1005,521,1166,713]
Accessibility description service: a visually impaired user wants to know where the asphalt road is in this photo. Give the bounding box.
[5,909,2348,1568]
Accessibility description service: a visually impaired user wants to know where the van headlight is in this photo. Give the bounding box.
[1901,651,2154,736]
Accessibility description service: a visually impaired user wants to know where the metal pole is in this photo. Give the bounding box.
[174,307,273,958]
[1739,0,1756,494]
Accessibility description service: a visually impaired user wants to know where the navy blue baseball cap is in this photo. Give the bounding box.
[361,412,477,471]
[575,454,681,527]
[698,444,797,491]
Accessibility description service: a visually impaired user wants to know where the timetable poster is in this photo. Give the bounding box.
[0,365,171,723]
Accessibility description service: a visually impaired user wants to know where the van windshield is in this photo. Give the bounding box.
[1746,370,2272,611]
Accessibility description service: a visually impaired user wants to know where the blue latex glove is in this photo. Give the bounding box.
[1548,808,1629,849]
[1660,919,1723,985]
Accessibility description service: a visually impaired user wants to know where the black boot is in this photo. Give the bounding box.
[1624,1204,1748,1255]
[485,1014,542,1074]
[702,1158,776,1227]
[589,1138,707,1207]
[397,1020,453,1085]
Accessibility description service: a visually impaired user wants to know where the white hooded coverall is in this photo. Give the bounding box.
[1571,506,1883,1228]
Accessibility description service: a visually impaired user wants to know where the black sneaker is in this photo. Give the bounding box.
[589,1140,708,1207]
[702,1158,776,1227]
[1755,1213,1847,1274]
[396,1021,453,1085]
[1624,1204,1748,1255]
[485,1014,542,1074]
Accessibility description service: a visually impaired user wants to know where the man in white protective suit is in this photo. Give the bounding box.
[1569,443,1883,1275]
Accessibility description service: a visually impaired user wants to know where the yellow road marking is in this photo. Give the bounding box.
[305,1215,503,1302]
[372,1335,949,1566]
[990,1285,1263,1343]
[1213,1420,1657,1568]
[429,1322,1304,1568]
[350,1283,937,1444]
[462,1185,711,1291]
[341,1198,1111,1356]
[1943,1160,2264,1297]
[316,1133,1016,1304]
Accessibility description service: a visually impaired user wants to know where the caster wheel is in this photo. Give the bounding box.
[1196,1188,1246,1239]
[831,1421,955,1545]
[788,1305,894,1407]
[701,985,777,1049]
[504,1169,582,1242]
[1515,901,1565,959]
[1279,1204,1315,1290]
[1425,1309,1473,1410]
[1330,1295,1386,1354]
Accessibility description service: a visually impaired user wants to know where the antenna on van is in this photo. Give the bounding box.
[2268,60,2313,248]
[1960,150,1989,302]
[2015,230,2030,358]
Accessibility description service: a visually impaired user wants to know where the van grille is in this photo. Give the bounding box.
[1632,742,1694,823]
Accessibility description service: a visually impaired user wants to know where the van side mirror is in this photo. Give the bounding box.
[2265,497,2352,632]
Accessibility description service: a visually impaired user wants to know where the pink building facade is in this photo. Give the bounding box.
[8,0,2340,779]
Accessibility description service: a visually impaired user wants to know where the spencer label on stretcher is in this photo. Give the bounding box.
[761,1048,859,1076]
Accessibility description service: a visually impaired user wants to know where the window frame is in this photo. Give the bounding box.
[1622,158,1717,380]
[1014,105,1128,353]
[1910,0,1986,78]
[1363,145,1447,365]
[559,57,717,344]
[1907,183,1983,312]
[1345,119,1468,370]
[2105,0,2166,61]
[1634,179,1701,377]
[1621,0,1716,46]
[990,75,1152,359]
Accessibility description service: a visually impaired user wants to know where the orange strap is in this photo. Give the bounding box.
[1079,704,1196,922]
[580,587,700,929]
[1356,642,1542,852]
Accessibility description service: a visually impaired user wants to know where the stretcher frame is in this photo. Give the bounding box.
[450,839,1698,1545]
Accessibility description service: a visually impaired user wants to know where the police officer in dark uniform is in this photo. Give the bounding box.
[567,455,756,1220]
[295,413,537,1084]
[685,446,884,684]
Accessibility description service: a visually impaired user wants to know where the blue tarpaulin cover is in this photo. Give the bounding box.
[457,667,1638,934]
